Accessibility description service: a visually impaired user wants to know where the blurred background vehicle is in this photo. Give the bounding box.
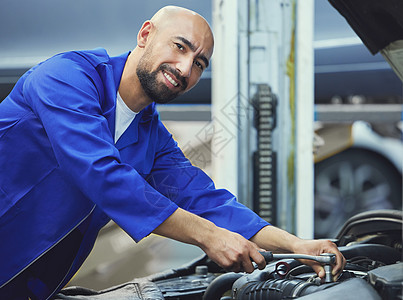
[313,0,402,238]
[314,120,402,238]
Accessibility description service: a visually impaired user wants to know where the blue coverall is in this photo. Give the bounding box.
[0,48,269,299]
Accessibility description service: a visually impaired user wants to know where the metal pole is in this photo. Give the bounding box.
[295,0,314,238]
[211,0,240,196]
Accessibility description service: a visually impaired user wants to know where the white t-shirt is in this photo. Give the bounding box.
[114,92,138,143]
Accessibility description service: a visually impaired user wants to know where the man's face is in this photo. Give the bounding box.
[136,13,213,104]
[136,46,187,104]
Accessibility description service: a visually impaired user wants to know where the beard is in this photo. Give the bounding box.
[136,51,187,104]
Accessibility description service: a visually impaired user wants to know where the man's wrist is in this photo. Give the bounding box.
[251,225,302,253]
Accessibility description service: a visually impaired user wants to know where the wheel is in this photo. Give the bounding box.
[314,148,402,238]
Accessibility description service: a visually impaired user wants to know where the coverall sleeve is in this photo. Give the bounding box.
[146,122,270,240]
[22,54,178,242]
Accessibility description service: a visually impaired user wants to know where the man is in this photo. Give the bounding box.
[0,6,345,299]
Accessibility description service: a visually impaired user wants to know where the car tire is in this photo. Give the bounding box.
[314,148,402,238]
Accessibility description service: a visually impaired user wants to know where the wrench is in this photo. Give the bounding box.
[257,251,336,283]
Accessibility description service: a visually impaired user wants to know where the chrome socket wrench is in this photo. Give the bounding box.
[258,251,336,283]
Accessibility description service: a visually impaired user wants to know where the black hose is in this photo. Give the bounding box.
[202,272,243,300]
[233,278,318,300]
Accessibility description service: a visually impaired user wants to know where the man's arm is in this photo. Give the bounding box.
[150,124,345,278]
[154,209,346,278]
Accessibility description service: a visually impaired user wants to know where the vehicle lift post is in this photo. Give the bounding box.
[211,0,315,237]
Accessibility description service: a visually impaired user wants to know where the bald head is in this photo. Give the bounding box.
[150,6,212,35]
[150,6,206,23]
[147,6,214,59]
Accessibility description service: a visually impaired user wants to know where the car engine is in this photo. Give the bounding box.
[56,209,402,300]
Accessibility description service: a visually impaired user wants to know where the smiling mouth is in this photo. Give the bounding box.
[163,71,179,87]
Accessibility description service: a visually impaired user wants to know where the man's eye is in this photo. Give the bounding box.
[194,60,204,70]
[175,43,184,50]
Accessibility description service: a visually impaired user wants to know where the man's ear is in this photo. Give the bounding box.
[137,21,153,48]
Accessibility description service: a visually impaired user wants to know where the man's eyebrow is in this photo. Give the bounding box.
[175,36,210,68]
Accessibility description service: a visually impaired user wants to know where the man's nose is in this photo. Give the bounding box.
[176,56,193,78]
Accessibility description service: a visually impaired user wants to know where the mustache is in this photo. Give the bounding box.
[158,64,188,90]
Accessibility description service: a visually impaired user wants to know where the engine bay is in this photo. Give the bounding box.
[56,209,402,300]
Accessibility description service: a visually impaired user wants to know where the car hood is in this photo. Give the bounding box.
[329,0,403,81]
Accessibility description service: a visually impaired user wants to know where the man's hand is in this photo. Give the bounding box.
[200,227,266,273]
[153,208,266,273]
[251,226,346,280]
[292,239,346,280]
